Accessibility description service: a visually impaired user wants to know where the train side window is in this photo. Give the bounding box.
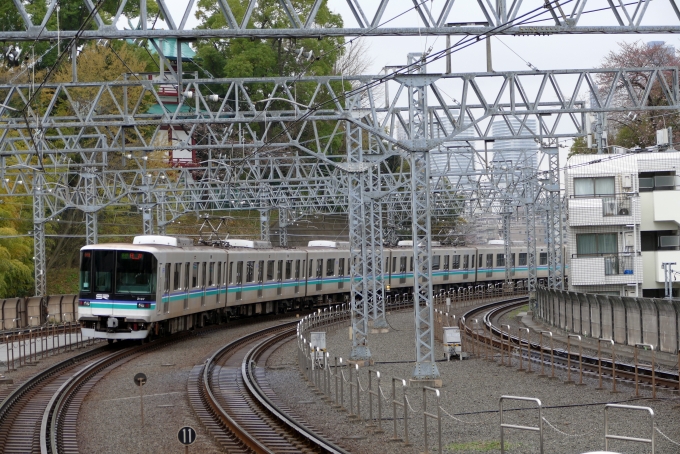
[236,261,243,284]
[338,258,345,276]
[192,262,199,287]
[326,258,335,276]
[201,262,207,286]
[164,264,171,291]
[432,255,440,270]
[301,260,306,278]
[497,254,505,267]
[478,254,483,268]
[228,262,234,284]
[285,260,292,279]
[510,254,515,268]
[471,255,475,268]
[409,257,413,272]
[443,255,449,270]
[246,261,255,282]
[399,256,406,272]
[277,260,283,281]
[184,262,190,289]
[217,262,222,285]
[452,255,460,269]
[392,257,397,274]
[295,260,301,279]
[309,259,314,278]
[316,259,323,278]
[486,254,493,269]
[267,260,275,281]
[174,263,181,289]
[539,253,548,265]
[208,262,215,286]
[463,255,469,269]
[519,253,527,266]
[258,260,264,283]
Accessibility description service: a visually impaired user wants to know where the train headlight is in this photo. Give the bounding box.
[78,301,90,307]
[137,302,151,309]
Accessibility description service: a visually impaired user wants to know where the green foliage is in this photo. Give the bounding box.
[568,136,594,158]
[0,198,35,298]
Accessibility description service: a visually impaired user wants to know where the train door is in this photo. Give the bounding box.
[162,263,170,314]
[277,260,283,296]
[183,262,190,310]
[257,260,264,298]
[294,259,301,294]
[236,261,243,300]
[201,262,207,306]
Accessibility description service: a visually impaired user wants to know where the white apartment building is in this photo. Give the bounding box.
[565,151,680,298]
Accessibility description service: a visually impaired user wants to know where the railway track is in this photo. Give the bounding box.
[457,298,680,391]
[189,321,349,454]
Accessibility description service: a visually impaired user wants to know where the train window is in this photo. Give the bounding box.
[443,255,449,270]
[309,260,314,278]
[301,260,305,278]
[92,250,115,293]
[115,251,157,294]
[432,255,440,270]
[258,260,264,283]
[338,258,345,276]
[409,257,413,272]
[236,261,243,284]
[267,260,275,281]
[277,260,283,281]
[510,254,515,267]
[192,262,199,287]
[184,262,190,290]
[316,259,323,278]
[217,262,222,285]
[326,258,335,276]
[285,260,292,279]
[246,261,255,282]
[486,254,493,268]
[228,262,234,284]
[497,254,505,267]
[209,262,215,286]
[478,254,483,268]
[80,251,92,292]
[519,253,527,266]
[399,256,406,272]
[295,260,301,279]
[201,262,207,287]
[539,253,548,265]
[463,255,469,269]
[172,263,182,290]
[392,257,397,274]
[471,255,475,268]
[453,255,460,269]
[164,264,171,291]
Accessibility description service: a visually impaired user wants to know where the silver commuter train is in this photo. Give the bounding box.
[78,236,557,341]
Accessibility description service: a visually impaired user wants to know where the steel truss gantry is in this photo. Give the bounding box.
[3,0,680,42]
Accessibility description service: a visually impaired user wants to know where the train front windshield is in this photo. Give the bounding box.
[80,250,157,296]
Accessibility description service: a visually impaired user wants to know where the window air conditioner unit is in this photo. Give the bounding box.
[618,207,630,216]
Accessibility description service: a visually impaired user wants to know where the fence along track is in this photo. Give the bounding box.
[457,300,680,389]
[190,321,349,453]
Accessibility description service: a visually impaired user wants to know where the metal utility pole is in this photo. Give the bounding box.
[259,209,270,242]
[523,171,538,302]
[544,147,563,290]
[662,262,676,299]
[405,53,440,382]
[32,171,47,296]
[346,107,372,363]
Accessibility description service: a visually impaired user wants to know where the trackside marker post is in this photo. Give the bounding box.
[178,426,197,453]
[134,372,147,426]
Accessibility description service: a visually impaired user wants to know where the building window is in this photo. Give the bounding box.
[576,233,617,255]
[574,177,615,197]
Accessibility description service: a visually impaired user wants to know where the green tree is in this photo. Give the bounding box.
[568,136,593,158]
[0,196,35,297]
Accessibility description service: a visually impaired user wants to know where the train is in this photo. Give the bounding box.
[77,235,559,341]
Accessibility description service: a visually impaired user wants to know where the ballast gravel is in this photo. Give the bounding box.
[267,308,680,454]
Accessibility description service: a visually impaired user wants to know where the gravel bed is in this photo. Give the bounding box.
[268,307,680,453]
[77,316,301,454]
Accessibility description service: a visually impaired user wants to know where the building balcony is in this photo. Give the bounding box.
[651,190,680,226]
[570,253,641,286]
[568,194,638,227]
